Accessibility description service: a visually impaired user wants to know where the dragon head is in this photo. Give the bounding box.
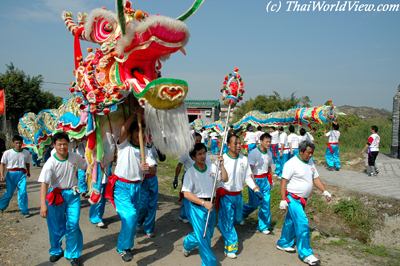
[62,1,195,114]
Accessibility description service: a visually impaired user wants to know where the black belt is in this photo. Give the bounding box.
[193,197,213,207]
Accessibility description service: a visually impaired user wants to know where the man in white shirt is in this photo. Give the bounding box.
[104,114,156,262]
[255,126,264,144]
[244,125,257,153]
[137,142,166,238]
[278,127,290,176]
[287,125,300,159]
[363,125,380,176]
[182,143,228,266]
[277,141,332,266]
[0,135,31,216]
[200,128,209,146]
[243,133,274,235]
[38,132,87,266]
[269,126,280,175]
[217,134,262,259]
[173,133,203,223]
[209,130,219,155]
[325,123,341,171]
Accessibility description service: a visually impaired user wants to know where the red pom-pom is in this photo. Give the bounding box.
[103,108,110,115]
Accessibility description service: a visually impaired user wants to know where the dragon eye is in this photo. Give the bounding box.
[103,24,113,32]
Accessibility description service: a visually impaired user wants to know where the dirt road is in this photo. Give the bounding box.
[0,167,368,266]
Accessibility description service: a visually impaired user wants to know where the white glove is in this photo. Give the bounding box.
[322,190,332,199]
[72,186,80,195]
[279,200,288,210]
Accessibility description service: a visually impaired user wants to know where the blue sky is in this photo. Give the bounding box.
[0,0,399,110]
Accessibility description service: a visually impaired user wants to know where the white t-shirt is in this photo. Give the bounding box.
[220,153,257,191]
[210,132,219,140]
[270,130,280,144]
[248,147,272,175]
[299,134,313,144]
[200,131,208,143]
[287,133,300,149]
[279,132,289,153]
[255,130,264,143]
[1,149,32,169]
[282,156,319,198]
[368,133,380,152]
[38,153,86,189]
[326,130,340,143]
[114,140,156,181]
[244,131,258,145]
[181,163,218,198]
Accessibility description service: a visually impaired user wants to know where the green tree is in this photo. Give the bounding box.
[232,91,311,122]
[0,63,62,131]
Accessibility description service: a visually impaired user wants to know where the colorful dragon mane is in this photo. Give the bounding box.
[18,0,205,194]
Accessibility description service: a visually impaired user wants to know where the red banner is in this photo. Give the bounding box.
[0,89,5,115]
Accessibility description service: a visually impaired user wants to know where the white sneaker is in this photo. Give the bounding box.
[179,216,189,224]
[97,222,106,228]
[261,229,271,235]
[145,233,155,238]
[303,254,320,265]
[225,252,237,259]
[239,220,245,225]
[183,248,190,257]
[276,245,296,253]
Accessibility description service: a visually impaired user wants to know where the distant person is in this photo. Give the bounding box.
[209,130,219,155]
[287,125,300,159]
[0,135,31,217]
[200,127,209,146]
[244,125,257,152]
[255,126,264,144]
[299,128,313,143]
[278,126,290,176]
[362,125,380,176]
[325,123,341,171]
[174,133,203,223]
[269,126,280,175]
[277,141,332,266]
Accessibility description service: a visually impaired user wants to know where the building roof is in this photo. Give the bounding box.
[185,100,221,108]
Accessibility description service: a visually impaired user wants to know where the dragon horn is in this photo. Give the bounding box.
[176,0,205,21]
[62,11,89,41]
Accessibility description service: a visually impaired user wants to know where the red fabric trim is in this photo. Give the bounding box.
[326,142,338,154]
[74,27,84,69]
[46,188,64,206]
[215,187,241,210]
[254,173,268,179]
[368,136,374,145]
[8,168,27,173]
[105,174,141,208]
[285,191,307,208]
[271,144,278,157]
[267,172,273,187]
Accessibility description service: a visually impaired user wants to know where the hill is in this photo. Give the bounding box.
[337,105,391,120]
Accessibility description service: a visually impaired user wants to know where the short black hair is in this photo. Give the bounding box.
[299,140,315,153]
[332,123,339,130]
[12,135,23,142]
[289,125,295,133]
[53,132,70,144]
[189,143,207,158]
[227,134,238,145]
[260,133,271,141]
[257,126,262,131]
[279,126,284,131]
[270,126,276,130]
[194,132,201,138]
[299,128,306,136]
[371,125,378,132]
